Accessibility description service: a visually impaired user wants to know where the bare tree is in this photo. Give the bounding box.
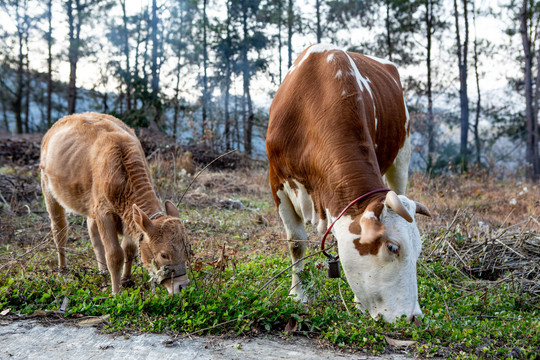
[453,0,470,171]
[520,0,539,180]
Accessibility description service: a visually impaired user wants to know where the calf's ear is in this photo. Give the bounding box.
[164,200,180,217]
[133,204,155,233]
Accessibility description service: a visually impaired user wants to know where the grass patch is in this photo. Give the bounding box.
[1,245,538,358]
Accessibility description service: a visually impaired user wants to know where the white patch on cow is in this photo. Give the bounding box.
[336,196,422,323]
[335,69,343,78]
[326,53,335,63]
[365,54,397,67]
[343,51,373,99]
[384,136,411,195]
[281,180,319,226]
[403,97,410,132]
[341,90,347,96]
[288,43,340,74]
[362,211,377,220]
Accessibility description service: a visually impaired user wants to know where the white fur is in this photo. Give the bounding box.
[343,51,373,99]
[326,53,335,63]
[338,195,422,322]
[277,179,422,322]
[365,54,397,67]
[384,136,411,195]
[335,69,343,78]
[288,44,340,74]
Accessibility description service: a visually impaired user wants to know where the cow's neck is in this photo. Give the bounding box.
[322,146,386,219]
[119,145,162,236]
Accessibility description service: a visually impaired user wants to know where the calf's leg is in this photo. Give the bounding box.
[121,234,137,281]
[95,214,124,294]
[87,217,107,271]
[42,180,68,268]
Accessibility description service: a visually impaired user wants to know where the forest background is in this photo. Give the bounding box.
[0,0,539,179]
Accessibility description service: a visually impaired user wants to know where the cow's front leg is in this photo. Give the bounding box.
[121,234,137,285]
[278,194,309,302]
[95,214,123,294]
[88,217,107,271]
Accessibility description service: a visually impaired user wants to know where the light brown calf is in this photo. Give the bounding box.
[40,112,191,294]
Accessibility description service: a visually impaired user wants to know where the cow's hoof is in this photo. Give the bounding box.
[289,289,309,303]
[121,277,135,288]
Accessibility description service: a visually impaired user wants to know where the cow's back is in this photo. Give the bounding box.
[40,113,145,216]
[267,44,409,216]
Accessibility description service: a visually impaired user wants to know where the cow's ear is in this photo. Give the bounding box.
[133,204,154,233]
[164,200,180,217]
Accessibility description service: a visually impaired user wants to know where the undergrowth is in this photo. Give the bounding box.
[0,165,539,359]
[0,245,538,359]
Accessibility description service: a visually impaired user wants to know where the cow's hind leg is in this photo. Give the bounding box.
[277,192,309,302]
[384,136,411,195]
[87,217,108,271]
[42,180,69,268]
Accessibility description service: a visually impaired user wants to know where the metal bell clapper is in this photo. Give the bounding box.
[327,259,341,278]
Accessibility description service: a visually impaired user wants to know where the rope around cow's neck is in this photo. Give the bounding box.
[320,188,391,261]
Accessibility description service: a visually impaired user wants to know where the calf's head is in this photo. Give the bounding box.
[337,191,430,323]
[133,201,191,294]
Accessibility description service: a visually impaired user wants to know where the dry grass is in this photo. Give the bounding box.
[1,158,539,303]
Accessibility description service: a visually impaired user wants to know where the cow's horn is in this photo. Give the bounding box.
[385,191,413,223]
[415,202,432,217]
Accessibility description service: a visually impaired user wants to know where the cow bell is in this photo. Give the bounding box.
[327,259,341,279]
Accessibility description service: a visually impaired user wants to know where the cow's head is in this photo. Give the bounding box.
[336,191,430,323]
[133,201,191,294]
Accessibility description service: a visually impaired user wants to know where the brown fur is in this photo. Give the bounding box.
[40,113,190,294]
[267,46,409,249]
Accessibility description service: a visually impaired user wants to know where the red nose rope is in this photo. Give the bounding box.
[321,188,390,261]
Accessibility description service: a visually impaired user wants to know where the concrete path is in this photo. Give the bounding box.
[0,320,412,360]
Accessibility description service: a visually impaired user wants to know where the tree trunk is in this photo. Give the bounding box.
[315,0,321,43]
[202,0,208,136]
[150,0,160,129]
[224,0,232,150]
[385,0,393,61]
[120,0,132,112]
[472,1,481,166]
[242,1,253,155]
[520,0,539,181]
[287,0,293,68]
[46,0,53,128]
[67,0,81,115]
[426,0,435,172]
[278,0,283,82]
[14,2,24,134]
[24,29,30,133]
[453,0,469,172]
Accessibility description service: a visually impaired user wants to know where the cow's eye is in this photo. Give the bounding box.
[387,242,400,255]
[160,252,169,260]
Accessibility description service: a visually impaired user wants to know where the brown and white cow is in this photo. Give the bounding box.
[266,44,431,323]
[40,112,191,294]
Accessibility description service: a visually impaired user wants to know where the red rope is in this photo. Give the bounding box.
[321,188,390,260]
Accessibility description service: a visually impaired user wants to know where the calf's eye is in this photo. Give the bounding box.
[160,252,169,260]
